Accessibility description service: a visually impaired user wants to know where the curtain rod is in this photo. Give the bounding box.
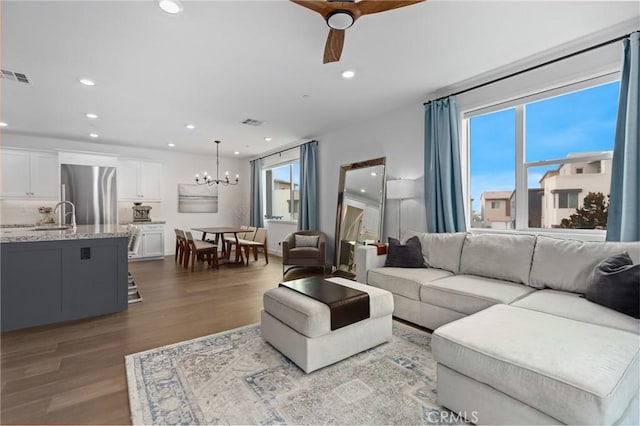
[253,140,317,162]
[424,30,638,105]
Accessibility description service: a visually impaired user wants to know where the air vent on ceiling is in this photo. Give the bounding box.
[1,69,30,84]
[241,118,265,127]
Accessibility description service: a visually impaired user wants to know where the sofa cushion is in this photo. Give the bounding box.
[513,289,640,335]
[420,274,535,315]
[367,267,452,300]
[433,304,640,425]
[586,252,640,319]
[402,231,467,273]
[529,236,640,293]
[384,236,424,268]
[287,247,320,259]
[422,232,467,273]
[294,234,319,248]
[459,233,537,285]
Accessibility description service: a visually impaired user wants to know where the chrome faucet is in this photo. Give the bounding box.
[53,201,77,229]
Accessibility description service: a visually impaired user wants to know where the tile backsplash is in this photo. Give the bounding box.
[0,200,60,225]
[118,201,163,224]
[0,200,163,225]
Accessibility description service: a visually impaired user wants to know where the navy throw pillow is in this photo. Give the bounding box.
[384,236,425,268]
[585,252,639,319]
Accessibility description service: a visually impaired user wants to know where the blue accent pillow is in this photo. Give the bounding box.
[384,236,425,268]
[586,252,639,319]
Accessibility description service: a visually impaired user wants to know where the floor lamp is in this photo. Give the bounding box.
[386,179,416,240]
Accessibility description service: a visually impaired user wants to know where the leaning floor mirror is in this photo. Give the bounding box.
[334,157,386,277]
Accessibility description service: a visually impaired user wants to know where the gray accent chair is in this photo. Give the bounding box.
[282,231,327,276]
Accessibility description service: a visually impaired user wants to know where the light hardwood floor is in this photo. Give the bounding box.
[1,255,328,424]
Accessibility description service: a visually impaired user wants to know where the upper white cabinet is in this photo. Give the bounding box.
[118,159,162,201]
[1,149,59,199]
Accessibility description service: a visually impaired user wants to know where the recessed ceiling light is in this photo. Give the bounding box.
[89,133,99,138]
[264,137,272,142]
[86,113,98,119]
[360,189,366,193]
[185,124,195,130]
[168,143,175,147]
[341,70,355,79]
[80,78,95,86]
[234,151,240,155]
[159,0,183,14]
[0,122,7,127]
[371,172,377,176]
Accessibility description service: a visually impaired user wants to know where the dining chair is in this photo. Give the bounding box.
[174,229,190,268]
[239,227,268,266]
[225,226,256,259]
[127,225,143,300]
[174,228,185,264]
[184,231,219,271]
[128,225,143,259]
[223,225,248,253]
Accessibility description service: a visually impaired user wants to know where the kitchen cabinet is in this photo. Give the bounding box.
[129,223,165,260]
[1,149,58,199]
[1,237,128,332]
[117,159,162,201]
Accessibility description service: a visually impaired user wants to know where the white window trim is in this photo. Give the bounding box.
[263,159,300,222]
[463,76,617,241]
[463,71,619,120]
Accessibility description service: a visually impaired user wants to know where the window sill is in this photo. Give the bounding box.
[469,227,606,242]
[265,219,297,225]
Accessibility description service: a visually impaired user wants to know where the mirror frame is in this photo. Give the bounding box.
[333,157,387,273]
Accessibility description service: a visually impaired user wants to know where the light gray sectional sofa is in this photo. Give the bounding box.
[356,232,640,425]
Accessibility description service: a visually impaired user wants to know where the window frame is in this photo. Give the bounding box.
[262,159,300,223]
[462,73,618,237]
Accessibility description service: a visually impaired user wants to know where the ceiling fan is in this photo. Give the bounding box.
[291,0,425,64]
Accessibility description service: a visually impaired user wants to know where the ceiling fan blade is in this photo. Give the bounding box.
[290,0,336,17]
[323,29,345,64]
[356,0,425,16]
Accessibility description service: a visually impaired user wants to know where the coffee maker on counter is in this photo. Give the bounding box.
[132,202,152,223]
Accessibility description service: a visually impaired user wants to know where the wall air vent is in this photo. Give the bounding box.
[1,69,30,84]
[241,118,265,127]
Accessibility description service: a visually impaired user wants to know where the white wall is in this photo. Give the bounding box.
[0,133,251,255]
[316,103,427,262]
[264,220,297,257]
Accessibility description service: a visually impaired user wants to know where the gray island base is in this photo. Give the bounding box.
[1,225,129,332]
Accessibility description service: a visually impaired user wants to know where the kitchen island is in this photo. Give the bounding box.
[1,225,130,332]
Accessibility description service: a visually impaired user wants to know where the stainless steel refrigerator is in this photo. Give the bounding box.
[60,164,117,225]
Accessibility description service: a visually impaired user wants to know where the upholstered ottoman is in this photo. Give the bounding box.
[433,304,640,425]
[261,277,393,373]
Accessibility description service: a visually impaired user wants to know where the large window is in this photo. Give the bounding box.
[264,161,300,221]
[467,79,619,231]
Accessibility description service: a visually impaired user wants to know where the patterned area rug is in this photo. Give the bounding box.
[126,321,458,425]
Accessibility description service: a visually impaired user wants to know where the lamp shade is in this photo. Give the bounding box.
[387,179,415,200]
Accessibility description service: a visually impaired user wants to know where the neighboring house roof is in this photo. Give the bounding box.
[539,170,560,184]
[482,191,513,200]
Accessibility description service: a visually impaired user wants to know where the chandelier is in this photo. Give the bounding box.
[195,140,239,186]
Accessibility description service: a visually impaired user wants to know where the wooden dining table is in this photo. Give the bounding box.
[192,227,245,263]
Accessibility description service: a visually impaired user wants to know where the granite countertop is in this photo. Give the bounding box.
[0,224,130,243]
[125,221,166,225]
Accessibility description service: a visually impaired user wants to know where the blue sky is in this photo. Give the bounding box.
[469,81,619,213]
[273,162,300,188]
